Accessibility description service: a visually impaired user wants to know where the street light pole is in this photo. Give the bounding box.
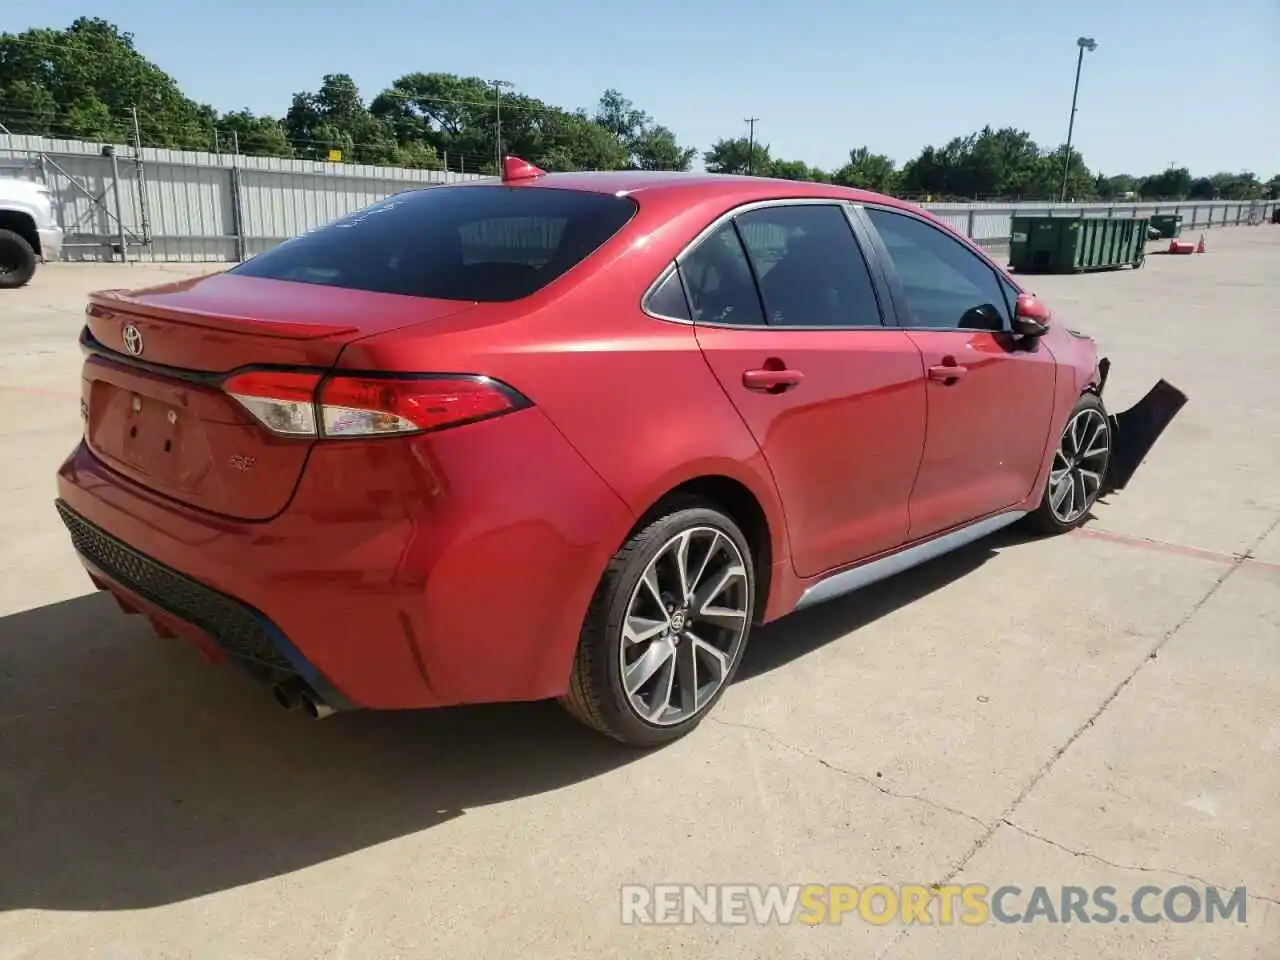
[492,80,513,172]
[1060,36,1097,202]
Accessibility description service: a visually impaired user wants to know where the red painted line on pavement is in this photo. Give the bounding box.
[1073,526,1280,573]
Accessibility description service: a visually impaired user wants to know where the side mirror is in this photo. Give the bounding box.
[1012,294,1052,337]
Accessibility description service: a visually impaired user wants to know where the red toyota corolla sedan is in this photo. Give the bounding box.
[54,158,1185,746]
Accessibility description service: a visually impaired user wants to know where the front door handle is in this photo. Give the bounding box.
[927,362,967,384]
[743,368,805,392]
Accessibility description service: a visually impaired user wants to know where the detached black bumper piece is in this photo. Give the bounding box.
[1103,379,1188,495]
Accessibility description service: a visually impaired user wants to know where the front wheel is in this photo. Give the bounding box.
[560,505,755,747]
[1025,393,1112,535]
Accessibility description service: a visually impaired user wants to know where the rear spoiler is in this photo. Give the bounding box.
[88,292,359,342]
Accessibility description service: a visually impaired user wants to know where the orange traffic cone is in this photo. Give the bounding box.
[1195,234,1206,254]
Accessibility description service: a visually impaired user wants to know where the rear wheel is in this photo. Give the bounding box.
[561,505,755,747]
[0,229,38,289]
[1026,393,1112,535]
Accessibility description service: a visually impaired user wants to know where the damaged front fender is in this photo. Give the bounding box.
[1099,364,1188,496]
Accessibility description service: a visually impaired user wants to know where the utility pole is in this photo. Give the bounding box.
[1060,36,1097,202]
[744,117,759,175]
[492,80,513,173]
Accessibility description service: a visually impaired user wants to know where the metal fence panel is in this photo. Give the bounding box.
[0,133,486,263]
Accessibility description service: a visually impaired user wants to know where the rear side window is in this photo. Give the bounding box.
[736,204,883,328]
[231,186,638,302]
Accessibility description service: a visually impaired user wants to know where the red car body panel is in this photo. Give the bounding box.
[695,325,927,578]
[904,329,1059,540]
[54,170,1120,712]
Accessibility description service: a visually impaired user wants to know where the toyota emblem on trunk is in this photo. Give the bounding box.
[122,324,144,357]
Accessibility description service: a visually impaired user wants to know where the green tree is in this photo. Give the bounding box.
[831,147,898,193]
[217,109,294,158]
[371,73,523,172]
[593,89,695,171]
[899,128,1081,199]
[1207,171,1263,200]
[704,137,771,176]
[1094,173,1138,199]
[0,18,215,147]
[284,73,411,165]
[1140,166,1193,199]
[534,110,629,171]
[769,158,829,182]
[1040,145,1094,201]
[1188,176,1216,200]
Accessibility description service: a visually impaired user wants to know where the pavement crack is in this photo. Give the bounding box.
[1001,819,1280,906]
[707,716,987,830]
[920,514,1279,894]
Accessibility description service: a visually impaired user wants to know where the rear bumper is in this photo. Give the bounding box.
[54,407,635,710]
[55,500,359,710]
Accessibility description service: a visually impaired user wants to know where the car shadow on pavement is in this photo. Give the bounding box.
[0,591,637,914]
[0,529,1028,915]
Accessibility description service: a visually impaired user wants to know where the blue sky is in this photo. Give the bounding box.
[5,0,1276,176]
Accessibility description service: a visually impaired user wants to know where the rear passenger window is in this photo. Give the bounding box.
[736,205,883,328]
[679,223,765,326]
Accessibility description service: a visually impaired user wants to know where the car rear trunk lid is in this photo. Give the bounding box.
[81,273,478,521]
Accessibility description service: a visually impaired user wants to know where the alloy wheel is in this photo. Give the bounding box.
[619,526,750,726]
[1048,407,1111,524]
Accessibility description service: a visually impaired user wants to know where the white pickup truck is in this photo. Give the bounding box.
[0,176,63,288]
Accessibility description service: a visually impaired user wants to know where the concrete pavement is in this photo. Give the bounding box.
[1,231,1276,958]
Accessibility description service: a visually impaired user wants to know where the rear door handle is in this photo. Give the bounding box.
[743,368,805,392]
[927,363,967,383]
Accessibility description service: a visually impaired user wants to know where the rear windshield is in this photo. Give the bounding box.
[230,185,638,301]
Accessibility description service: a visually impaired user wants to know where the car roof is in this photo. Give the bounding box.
[451,168,925,215]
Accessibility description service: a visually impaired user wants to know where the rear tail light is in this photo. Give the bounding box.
[222,370,527,439]
[225,371,321,436]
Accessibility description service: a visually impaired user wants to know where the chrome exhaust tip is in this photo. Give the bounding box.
[300,692,336,720]
[273,676,336,719]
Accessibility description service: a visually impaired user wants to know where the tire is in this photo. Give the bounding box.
[0,229,38,289]
[1024,392,1112,535]
[560,503,755,747]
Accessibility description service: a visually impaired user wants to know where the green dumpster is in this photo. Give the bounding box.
[1149,214,1183,239]
[1008,216,1150,274]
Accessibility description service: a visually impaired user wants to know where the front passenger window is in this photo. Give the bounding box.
[866,208,1010,331]
[679,223,765,326]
